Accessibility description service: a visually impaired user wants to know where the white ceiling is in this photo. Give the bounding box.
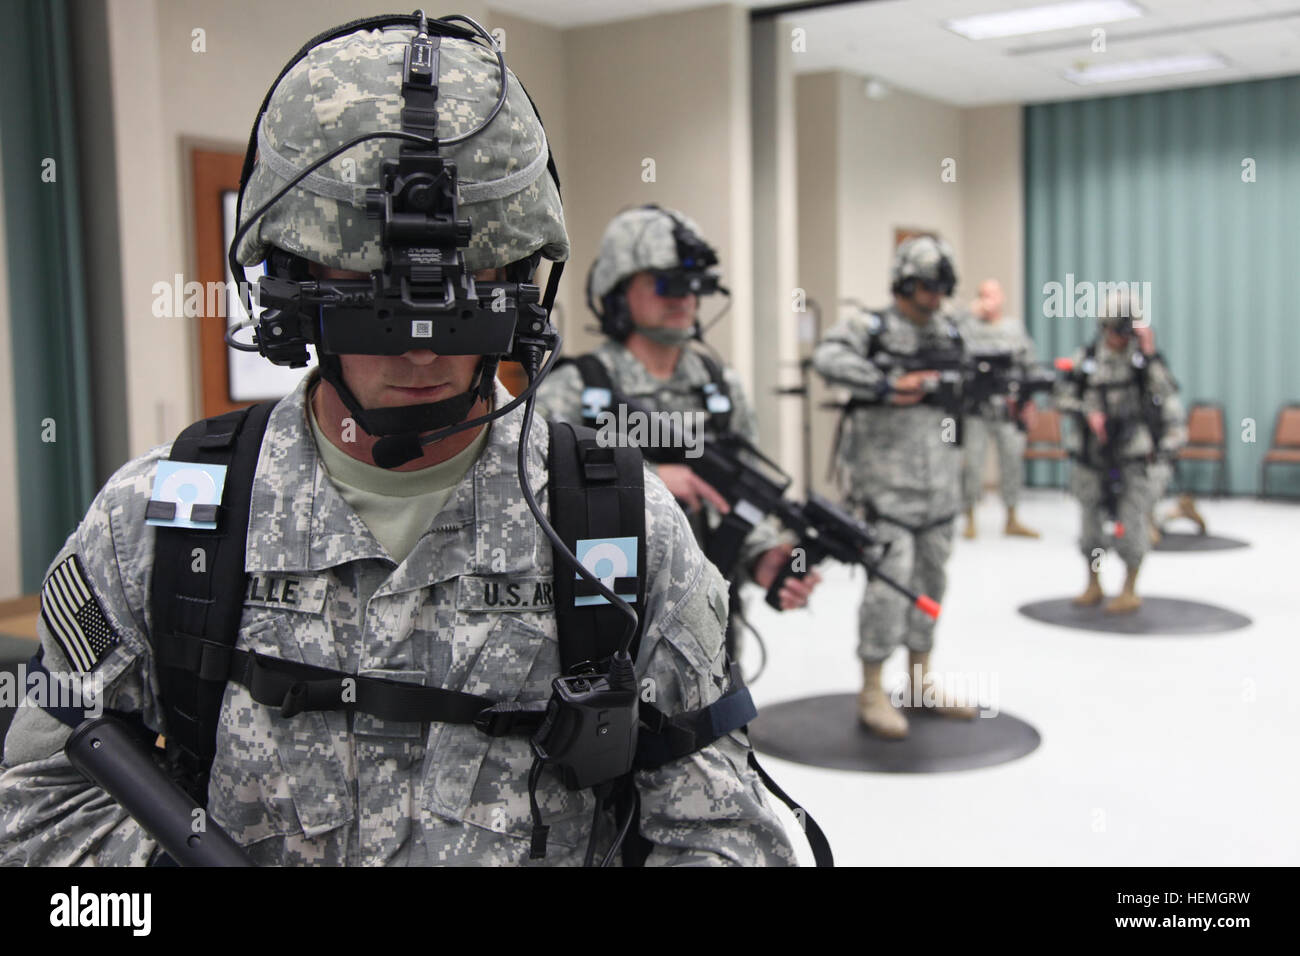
[488,0,1300,105]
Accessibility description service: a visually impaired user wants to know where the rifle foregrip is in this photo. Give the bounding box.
[65,716,253,867]
[764,562,807,610]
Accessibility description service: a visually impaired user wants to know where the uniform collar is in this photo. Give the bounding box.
[245,375,550,581]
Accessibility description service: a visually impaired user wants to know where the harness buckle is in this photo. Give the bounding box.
[473,700,548,737]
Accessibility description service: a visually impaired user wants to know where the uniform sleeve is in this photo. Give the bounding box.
[719,369,787,575]
[632,473,798,866]
[0,453,166,867]
[812,314,892,395]
[531,361,586,426]
[1150,359,1188,455]
[1017,321,1040,366]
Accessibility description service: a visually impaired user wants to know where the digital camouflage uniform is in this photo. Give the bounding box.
[956,312,1039,511]
[0,378,796,866]
[536,339,782,575]
[812,303,964,662]
[0,25,796,867]
[1056,339,1186,569]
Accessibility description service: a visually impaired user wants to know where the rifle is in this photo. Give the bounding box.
[683,430,939,617]
[872,346,1059,441]
[65,716,253,866]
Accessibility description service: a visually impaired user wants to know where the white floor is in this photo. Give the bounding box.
[738,488,1300,866]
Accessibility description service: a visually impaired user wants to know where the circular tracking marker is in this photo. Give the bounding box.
[748,693,1041,773]
[1153,531,1250,552]
[1018,597,1251,635]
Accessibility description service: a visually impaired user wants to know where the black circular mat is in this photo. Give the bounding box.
[1153,531,1250,552]
[748,694,1041,773]
[1018,597,1250,635]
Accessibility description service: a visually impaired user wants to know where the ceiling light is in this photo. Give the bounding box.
[1064,53,1228,84]
[946,0,1143,40]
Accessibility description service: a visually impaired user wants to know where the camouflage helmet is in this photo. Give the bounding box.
[1097,285,1142,332]
[234,25,568,273]
[891,235,957,292]
[588,205,714,303]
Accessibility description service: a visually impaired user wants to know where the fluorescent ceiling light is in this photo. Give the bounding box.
[1064,53,1228,84]
[946,1,1143,40]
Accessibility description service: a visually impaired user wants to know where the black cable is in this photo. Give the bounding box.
[733,601,769,685]
[515,346,639,655]
[697,292,733,337]
[600,788,639,868]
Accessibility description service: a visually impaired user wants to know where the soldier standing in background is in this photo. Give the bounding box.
[813,236,976,739]
[1057,297,1186,613]
[958,279,1042,540]
[536,206,819,662]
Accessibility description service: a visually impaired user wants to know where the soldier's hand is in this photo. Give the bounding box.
[1017,401,1039,432]
[1134,325,1156,355]
[1087,410,1108,442]
[657,464,731,514]
[752,543,822,611]
[889,370,939,405]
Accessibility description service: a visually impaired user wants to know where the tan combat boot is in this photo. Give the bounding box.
[1105,563,1142,613]
[1072,566,1104,607]
[908,651,977,719]
[1178,494,1207,535]
[858,660,908,739]
[1004,506,1041,538]
[963,507,977,539]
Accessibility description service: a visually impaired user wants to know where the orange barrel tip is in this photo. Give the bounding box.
[1054,357,1075,372]
[915,594,941,619]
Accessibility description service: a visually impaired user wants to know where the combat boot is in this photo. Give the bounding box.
[1178,494,1207,535]
[858,660,908,739]
[908,651,977,719]
[963,507,977,539]
[1105,563,1142,613]
[1003,506,1040,538]
[1072,566,1104,607]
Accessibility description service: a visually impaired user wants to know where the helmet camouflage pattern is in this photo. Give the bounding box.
[588,206,712,302]
[235,25,568,273]
[891,234,957,286]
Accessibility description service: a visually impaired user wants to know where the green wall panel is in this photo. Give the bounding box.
[1024,74,1300,496]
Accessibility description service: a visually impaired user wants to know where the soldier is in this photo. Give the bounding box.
[535,206,820,660]
[812,236,976,739]
[0,16,797,866]
[957,279,1041,540]
[1057,298,1186,613]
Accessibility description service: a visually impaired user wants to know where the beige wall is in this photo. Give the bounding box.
[0,126,19,599]
[795,71,1023,494]
[563,5,754,390]
[960,104,1024,323]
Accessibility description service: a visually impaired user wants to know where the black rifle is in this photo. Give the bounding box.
[684,431,938,617]
[877,346,1060,441]
[65,716,253,866]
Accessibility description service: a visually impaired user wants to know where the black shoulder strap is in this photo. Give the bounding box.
[692,349,734,435]
[558,354,616,429]
[547,419,647,672]
[149,400,276,804]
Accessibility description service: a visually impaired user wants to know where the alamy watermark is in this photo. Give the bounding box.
[0,664,103,718]
[595,405,706,460]
[1041,274,1152,326]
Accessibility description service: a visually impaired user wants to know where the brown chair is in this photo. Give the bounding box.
[1261,404,1300,498]
[1177,403,1227,497]
[1023,407,1068,488]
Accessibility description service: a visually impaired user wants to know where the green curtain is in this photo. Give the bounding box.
[0,0,97,590]
[1024,75,1300,495]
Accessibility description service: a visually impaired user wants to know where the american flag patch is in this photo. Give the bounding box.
[40,554,119,673]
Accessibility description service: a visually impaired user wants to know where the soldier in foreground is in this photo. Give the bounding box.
[0,16,796,866]
[957,279,1041,540]
[813,237,976,739]
[1057,301,1186,613]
